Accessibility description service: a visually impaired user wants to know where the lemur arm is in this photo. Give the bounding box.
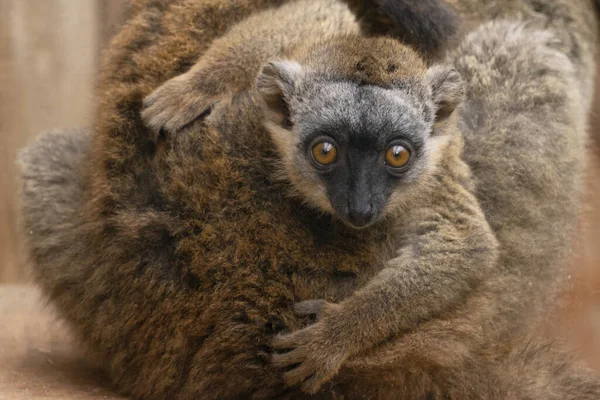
[141,0,458,136]
[272,137,499,394]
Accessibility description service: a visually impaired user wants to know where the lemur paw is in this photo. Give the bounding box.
[272,300,347,394]
[141,75,217,140]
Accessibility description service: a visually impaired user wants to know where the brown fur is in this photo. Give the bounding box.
[22,7,498,393]
[141,0,359,137]
[140,0,457,136]
[18,0,600,399]
[20,127,600,399]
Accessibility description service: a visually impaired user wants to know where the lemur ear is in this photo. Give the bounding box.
[425,65,465,121]
[342,0,458,58]
[256,60,303,128]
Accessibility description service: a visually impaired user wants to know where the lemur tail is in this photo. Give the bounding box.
[341,0,458,59]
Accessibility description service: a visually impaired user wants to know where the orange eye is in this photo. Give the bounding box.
[385,144,411,168]
[311,141,338,166]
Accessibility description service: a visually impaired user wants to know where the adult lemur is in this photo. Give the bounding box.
[19,0,600,399]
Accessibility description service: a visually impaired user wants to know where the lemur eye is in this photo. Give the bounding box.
[311,141,338,166]
[385,144,411,169]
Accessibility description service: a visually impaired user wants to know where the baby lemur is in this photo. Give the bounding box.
[140,0,459,136]
[19,0,600,399]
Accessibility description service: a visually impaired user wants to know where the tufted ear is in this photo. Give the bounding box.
[342,0,458,59]
[424,65,465,122]
[256,60,304,128]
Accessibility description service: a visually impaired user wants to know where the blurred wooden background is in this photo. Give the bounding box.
[0,0,599,372]
[0,0,126,282]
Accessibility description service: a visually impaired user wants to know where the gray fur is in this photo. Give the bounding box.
[18,130,91,310]
[453,21,586,335]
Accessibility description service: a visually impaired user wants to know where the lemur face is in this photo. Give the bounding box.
[257,40,464,228]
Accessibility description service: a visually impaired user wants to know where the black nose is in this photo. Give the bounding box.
[347,203,374,227]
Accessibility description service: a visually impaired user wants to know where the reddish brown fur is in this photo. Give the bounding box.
[25,2,400,397]
[21,1,490,397]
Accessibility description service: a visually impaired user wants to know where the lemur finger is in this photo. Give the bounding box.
[272,348,306,368]
[272,332,300,351]
[301,372,328,394]
[293,299,328,317]
[283,363,316,387]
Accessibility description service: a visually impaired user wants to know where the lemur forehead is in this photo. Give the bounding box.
[301,36,427,84]
[295,81,431,145]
